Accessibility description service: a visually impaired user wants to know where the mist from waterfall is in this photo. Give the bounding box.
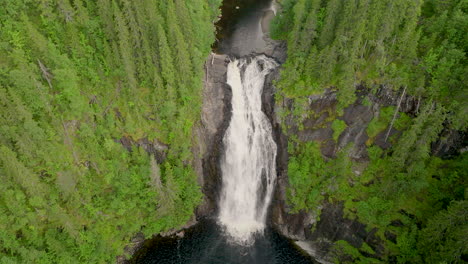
[218,55,278,245]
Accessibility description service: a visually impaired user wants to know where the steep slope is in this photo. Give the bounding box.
[0,0,221,263]
[270,0,467,262]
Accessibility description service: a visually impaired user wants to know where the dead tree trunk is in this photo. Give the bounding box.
[37,59,53,89]
[385,86,407,142]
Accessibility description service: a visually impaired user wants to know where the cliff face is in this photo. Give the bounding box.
[193,53,232,218]
[264,81,398,262]
[263,77,465,262]
[194,48,287,219]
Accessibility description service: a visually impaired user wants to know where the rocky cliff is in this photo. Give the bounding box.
[193,53,232,218]
[264,79,465,263]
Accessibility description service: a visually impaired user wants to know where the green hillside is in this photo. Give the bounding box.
[0,0,221,262]
[272,0,467,262]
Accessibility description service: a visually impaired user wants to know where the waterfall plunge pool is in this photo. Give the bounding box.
[130,219,314,264]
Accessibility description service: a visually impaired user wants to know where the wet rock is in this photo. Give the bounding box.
[263,38,287,63]
[338,124,369,160]
[337,102,373,160]
[432,128,467,158]
[262,67,280,120]
[369,85,419,113]
[374,129,399,150]
[116,233,145,264]
[309,90,338,112]
[310,204,367,249]
[343,104,373,125]
[299,128,334,143]
[304,203,384,261]
[193,53,232,218]
[160,218,197,237]
[320,140,336,158]
[137,138,168,164]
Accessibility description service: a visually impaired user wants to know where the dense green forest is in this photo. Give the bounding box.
[272,0,467,263]
[0,0,221,262]
[1,0,466,263]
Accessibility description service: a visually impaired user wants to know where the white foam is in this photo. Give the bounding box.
[218,56,278,245]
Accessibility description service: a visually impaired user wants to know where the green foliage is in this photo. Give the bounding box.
[366,106,394,140]
[396,224,421,263]
[393,112,412,131]
[287,141,327,213]
[273,0,423,111]
[366,106,395,145]
[419,0,468,129]
[331,119,346,142]
[274,0,467,262]
[0,0,220,262]
[332,240,382,264]
[332,240,362,263]
[286,106,465,262]
[273,0,466,129]
[355,197,393,229]
[418,200,468,263]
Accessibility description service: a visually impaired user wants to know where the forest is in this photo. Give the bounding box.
[272,0,467,262]
[0,0,466,263]
[0,0,221,263]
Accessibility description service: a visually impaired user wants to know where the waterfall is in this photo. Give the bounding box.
[218,55,278,245]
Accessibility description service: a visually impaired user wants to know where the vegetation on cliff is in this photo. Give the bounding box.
[0,0,221,262]
[272,0,467,262]
[1,0,466,263]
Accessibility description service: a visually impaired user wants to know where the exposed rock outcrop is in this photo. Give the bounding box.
[266,85,389,262]
[193,53,232,217]
[118,136,168,163]
[267,80,466,262]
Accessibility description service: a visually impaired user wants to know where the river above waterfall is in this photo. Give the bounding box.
[214,0,276,56]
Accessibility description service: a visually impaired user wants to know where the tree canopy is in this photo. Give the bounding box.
[272,0,467,262]
[0,0,221,262]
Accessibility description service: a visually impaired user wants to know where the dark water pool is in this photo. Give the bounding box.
[130,219,315,264]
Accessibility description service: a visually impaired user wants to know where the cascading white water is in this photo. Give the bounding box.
[218,55,278,245]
